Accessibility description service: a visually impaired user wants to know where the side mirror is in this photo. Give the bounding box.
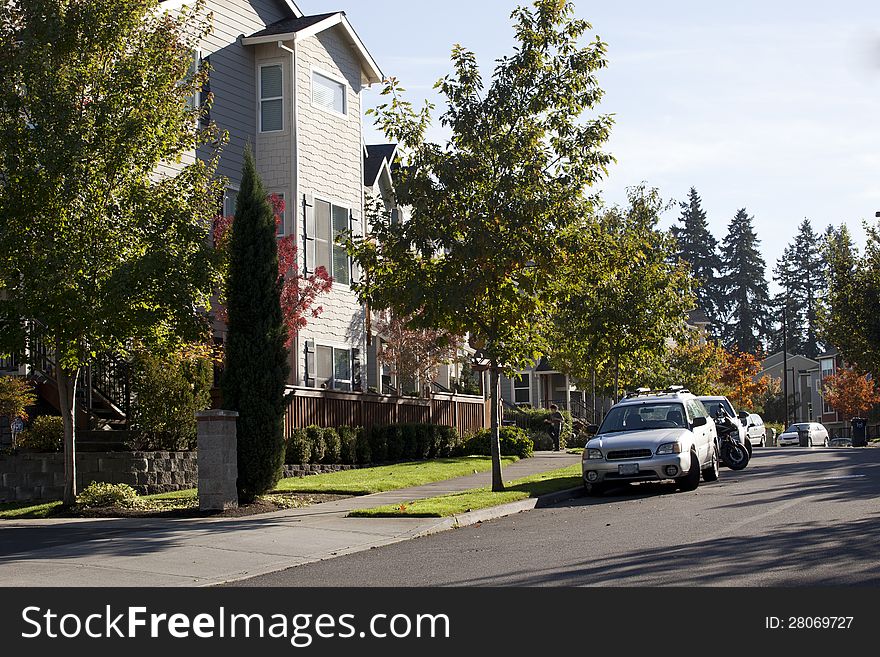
[692,416,708,427]
[737,411,749,420]
[586,424,599,435]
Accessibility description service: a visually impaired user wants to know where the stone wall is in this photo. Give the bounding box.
[282,463,362,478]
[0,451,197,502]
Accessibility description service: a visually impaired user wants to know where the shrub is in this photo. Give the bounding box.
[384,425,403,461]
[437,425,460,457]
[365,425,386,462]
[400,424,419,460]
[417,424,439,459]
[355,427,372,464]
[17,415,63,452]
[527,429,554,451]
[322,427,341,464]
[129,349,213,451]
[285,428,310,464]
[460,426,533,459]
[338,426,358,464]
[305,425,325,463]
[76,481,138,508]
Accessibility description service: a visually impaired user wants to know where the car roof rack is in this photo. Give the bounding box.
[623,385,691,399]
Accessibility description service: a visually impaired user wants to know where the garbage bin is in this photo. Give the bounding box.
[851,417,867,447]
[798,427,810,447]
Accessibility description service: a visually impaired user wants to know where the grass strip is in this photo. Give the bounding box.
[0,487,199,519]
[273,456,518,496]
[348,464,582,518]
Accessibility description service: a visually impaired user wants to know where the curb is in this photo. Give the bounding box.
[414,485,585,537]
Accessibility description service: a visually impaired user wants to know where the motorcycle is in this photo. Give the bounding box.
[713,407,750,470]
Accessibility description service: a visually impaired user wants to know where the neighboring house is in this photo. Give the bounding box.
[759,351,823,424]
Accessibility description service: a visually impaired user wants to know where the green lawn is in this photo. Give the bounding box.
[348,464,582,518]
[273,456,518,496]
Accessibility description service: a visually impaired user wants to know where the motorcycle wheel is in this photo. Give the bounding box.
[721,442,749,470]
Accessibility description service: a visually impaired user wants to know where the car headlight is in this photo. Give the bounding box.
[584,448,603,460]
[656,442,682,455]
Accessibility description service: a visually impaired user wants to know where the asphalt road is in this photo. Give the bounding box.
[230,446,880,586]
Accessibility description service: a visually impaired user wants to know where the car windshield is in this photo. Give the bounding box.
[784,424,809,433]
[598,402,688,434]
[701,398,735,418]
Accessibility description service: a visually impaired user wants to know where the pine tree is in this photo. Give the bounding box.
[771,244,805,354]
[719,208,772,352]
[670,187,723,337]
[221,147,290,502]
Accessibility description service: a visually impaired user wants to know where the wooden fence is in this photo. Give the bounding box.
[282,387,489,439]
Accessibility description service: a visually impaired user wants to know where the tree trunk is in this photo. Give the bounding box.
[490,362,504,492]
[56,364,80,506]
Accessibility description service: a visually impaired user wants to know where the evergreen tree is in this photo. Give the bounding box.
[771,244,805,355]
[670,187,723,337]
[221,147,289,502]
[719,208,772,352]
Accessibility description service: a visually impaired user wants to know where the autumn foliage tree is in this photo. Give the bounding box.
[719,349,770,411]
[822,367,880,422]
[214,194,332,348]
[372,311,460,397]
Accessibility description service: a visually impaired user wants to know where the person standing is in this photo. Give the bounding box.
[545,404,565,451]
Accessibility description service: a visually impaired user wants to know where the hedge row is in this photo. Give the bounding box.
[285,423,462,466]
[284,423,536,465]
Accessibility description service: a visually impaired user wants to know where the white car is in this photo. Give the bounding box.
[777,422,829,447]
[696,395,751,455]
[744,413,768,447]
[582,387,719,495]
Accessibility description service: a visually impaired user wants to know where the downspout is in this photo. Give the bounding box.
[277,38,299,385]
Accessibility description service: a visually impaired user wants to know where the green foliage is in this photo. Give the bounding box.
[76,481,138,508]
[322,427,341,464]
[338,426,359,465]
[285,428,310,465]
[551,185,695,398]
[436,425,461,457]
[17,415,63,452]
[305,425,325,464]
[719,208,772,352]
[460,426,534,459]
[0,0,224,504]
[355,428,372,464]
[128,349,213,451]
[221,148,289,501]
[367,425,388,463]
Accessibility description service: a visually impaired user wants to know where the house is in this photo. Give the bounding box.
[759,351,823,425]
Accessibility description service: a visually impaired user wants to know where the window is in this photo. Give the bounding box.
[312,71,346,115]
[260,64,283,132]
[513,373,530,405]
[311,344,353,391]
[820,359,834,414]
[313,199,351,285]
[223,188,238,217]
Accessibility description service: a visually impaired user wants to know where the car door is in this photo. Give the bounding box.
[687,400,712,463]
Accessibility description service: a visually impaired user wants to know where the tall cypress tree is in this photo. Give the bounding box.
[670,187,723,336]
[222,147,289,501]
[719,208,772,353]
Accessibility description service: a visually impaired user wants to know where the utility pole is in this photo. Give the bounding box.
[782,306,789,427]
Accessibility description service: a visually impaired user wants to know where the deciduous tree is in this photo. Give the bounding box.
[821,366,880,421]
[347,0,614,490]
[0,0,222,504]
[718,348,770,411]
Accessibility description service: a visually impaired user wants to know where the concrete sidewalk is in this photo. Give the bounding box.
[0,451,581,587]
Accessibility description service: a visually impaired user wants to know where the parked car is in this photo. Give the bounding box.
[744,413,768,447]
[582,386,719,495]
[696,395,751,456]
[777,422,829,447]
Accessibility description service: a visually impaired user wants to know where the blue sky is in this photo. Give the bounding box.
[298,0,880,286]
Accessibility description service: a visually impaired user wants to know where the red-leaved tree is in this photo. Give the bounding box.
[822,366,880,422]
[213,194,332,347]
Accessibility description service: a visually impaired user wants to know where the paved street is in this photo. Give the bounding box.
[231,447,880,586]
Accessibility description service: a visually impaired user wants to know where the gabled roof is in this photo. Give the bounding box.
[242,11,383,84]
[686,308,710,326]
[159,0,303,17]
[364,143,397,187]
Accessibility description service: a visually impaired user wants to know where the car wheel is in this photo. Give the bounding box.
[676,450,701,491]
[702,445,720,482]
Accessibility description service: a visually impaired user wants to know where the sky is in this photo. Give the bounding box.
[298,0,880,288]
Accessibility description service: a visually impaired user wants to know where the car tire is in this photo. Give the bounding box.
[676,450,701,491]
[702,445,720,482]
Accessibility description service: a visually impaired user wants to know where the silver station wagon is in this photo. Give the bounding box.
[582,387,720,495]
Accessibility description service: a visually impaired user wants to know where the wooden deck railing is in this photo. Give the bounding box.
[282,387,489,438]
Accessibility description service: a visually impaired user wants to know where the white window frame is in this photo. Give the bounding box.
[223,186,239,218]
[315,343,353,392]
[313,195,351,285]
[513,372,531,406]
[259,62,284,133]
[310,66,348,117]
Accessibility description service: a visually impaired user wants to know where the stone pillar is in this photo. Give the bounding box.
[196,410,239,511]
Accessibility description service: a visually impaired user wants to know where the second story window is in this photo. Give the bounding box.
[260,64,283,132]
[313,199,350,286]
[312,71,346,115]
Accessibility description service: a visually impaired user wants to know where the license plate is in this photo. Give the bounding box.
[618,463,639,475]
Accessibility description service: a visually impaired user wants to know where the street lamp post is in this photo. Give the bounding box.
[782,306,789,427]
